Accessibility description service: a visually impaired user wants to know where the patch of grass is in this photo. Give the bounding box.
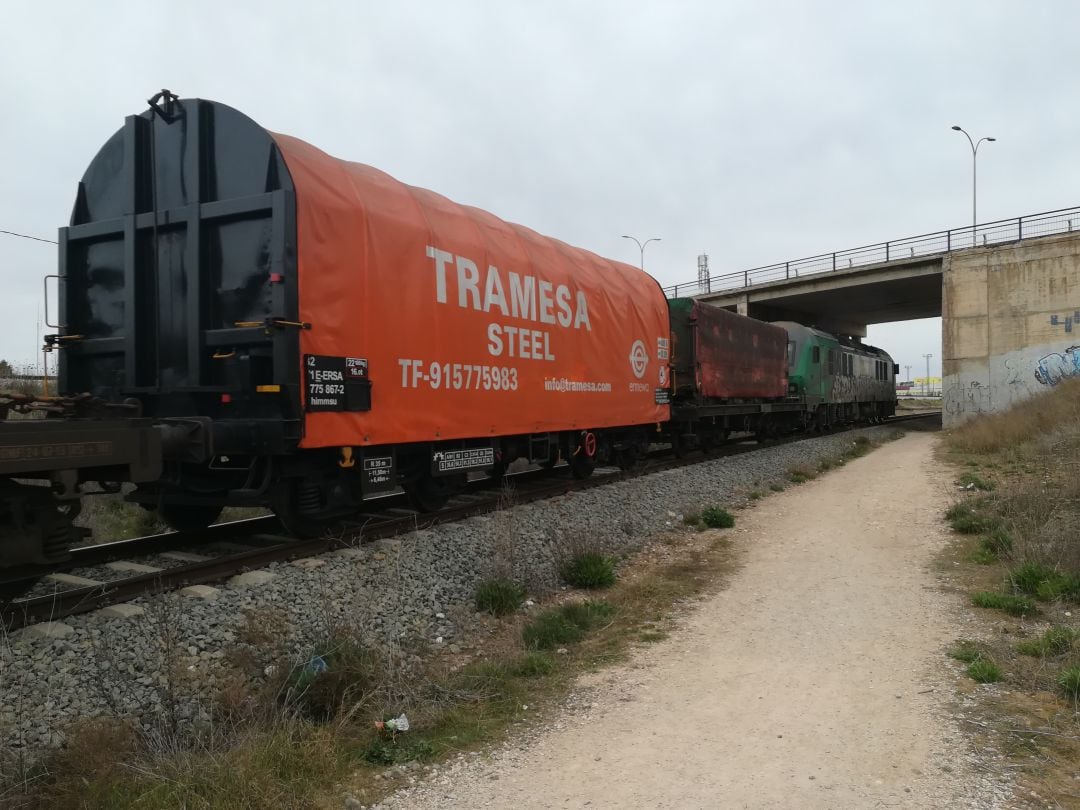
[949,640,985,663]
[971,591,1037,617]
[1015,627,1077,658]
[945,502,995,535]
[361,736,435,766]
[967,657,1003,683]
[769,483,785,492]
[474,577,526,616]
[522,600,616,650]
[844,435,874,457]
[511,652,556,678]
[638,630,668,643]
[787,465,816,484]
[681,508,701,527]
[560,552,617,589]
[1058,666,1080,699]
[981,525,1013,555]
[701,506,735,529]
[957,471,994,491]
[748,490,763,501]
[48,724,351,809]
[1008,563,1080,602]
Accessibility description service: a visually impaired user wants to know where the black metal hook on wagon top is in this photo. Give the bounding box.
[147,89,179,121]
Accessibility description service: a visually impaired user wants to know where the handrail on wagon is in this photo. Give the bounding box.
[662,205,1080,299]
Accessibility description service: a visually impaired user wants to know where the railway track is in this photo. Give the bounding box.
[1,412,938,630]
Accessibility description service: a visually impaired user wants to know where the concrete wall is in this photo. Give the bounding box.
[942,233,1080,426]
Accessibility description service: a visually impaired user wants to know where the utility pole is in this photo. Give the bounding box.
[922,353,933,396]
[904,364,912,383]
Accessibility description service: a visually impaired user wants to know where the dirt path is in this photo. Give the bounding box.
[383,432,1013,809]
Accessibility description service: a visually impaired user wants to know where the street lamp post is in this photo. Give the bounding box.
[622,235,661,272]
[922,353,933,397]
[904,364,911,383]
[951,126,996,245]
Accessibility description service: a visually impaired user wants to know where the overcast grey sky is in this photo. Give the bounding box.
[2,1,1077,378]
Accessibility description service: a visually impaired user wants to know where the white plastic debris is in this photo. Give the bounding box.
[386,713,410,732]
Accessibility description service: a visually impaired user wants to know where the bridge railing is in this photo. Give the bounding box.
[663,205,1080,299]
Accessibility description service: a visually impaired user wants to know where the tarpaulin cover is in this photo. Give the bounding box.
[675,300,788,399]
[271,134,671,448]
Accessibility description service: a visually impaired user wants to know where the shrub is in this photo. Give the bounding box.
[748,491,763,501]
[769,483,785,492]
[282,639,379,721]
[522,600,615,650]
[475,578,525,616]
[1016,626,1077,658]
[701,506,735,529]
[967,658,1002,684]
[1058,666,1080,699]
[560,552,617,589]
[970,591,1036,617]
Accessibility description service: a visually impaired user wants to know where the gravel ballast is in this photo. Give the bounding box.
[0,426,904,754]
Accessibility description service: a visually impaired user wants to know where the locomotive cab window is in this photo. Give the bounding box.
[812,346,820,364]
[787,341,796,368]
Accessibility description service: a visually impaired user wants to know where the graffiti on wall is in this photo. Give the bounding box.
[943,380,991,417]
[1034,345,1080,386]
[1049,311,1080,334]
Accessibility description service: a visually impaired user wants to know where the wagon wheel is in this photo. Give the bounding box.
[158,502,223,533]
[405,473,465,512]
[272,480,349,538]
[616,446,639,470]
[671,432,686,458]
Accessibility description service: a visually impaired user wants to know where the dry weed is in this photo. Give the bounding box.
[947,377,1080,456]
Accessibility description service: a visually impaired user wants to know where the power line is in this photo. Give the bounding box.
[0,229,57,245]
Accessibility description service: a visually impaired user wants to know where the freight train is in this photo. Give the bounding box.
[0,91,896,574]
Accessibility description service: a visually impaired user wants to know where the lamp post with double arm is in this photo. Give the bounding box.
[621,235,661,272]
[951,126,996,245]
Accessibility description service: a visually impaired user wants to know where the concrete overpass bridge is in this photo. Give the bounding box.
[663,206,1080,425]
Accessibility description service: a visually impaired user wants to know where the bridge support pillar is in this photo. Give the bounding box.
[943,235,1080,426]
[736,295,749,317]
